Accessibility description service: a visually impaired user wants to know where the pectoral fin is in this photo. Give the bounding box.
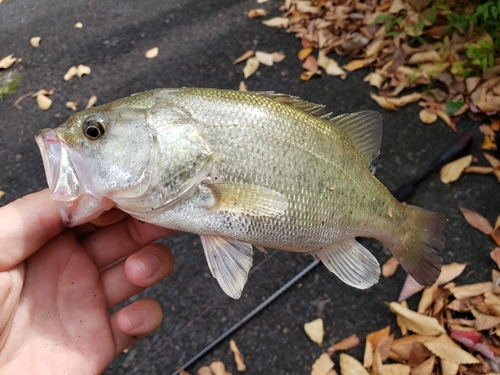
[208,183,288,217]
[315,239,380,289]
[200,235,254,299]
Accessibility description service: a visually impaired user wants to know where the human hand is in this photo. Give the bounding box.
[0,189,175,374]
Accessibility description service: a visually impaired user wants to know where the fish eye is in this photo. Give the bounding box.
[83,120,105,140]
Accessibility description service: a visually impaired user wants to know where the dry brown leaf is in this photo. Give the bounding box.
[296,1,320,13]
[419,108,437,124]
[248,8,267,18]
[382,257,399,278]
[390,335,435,361]
[36,94,52,110]
[482,135,498,151]
[396,300,409,336]
[255,51,274,66]
[209,361,229,375]
[449,282,493,299]
[304,318,324,345]
[302,55,318,72]
[300,70,321,81]
[389,302,445,335]
[229,340,246,371]
[74,22,83,28]
[377,335,394,362]
[366,326,390,350]
[492,227,500,247]
[370,92,398,111]
[440,358,459,375]
[459,207,493,235]
[372,347,383,375]
[76,64,91,78]
[472,309,500,330]
[411,355,435,375]
[30,36,41,48]
[386,93,421,107]
[491,248,500,269]
[423,334,480,364]
[439,155,473,184]
[272,52,285,63]
[64,66,78,81]
[262,17,289,27]
[179,369,190,375]
[86,95,97,109]
[243,57,259,78]
[238,81,247,92]
[342,59,365,71]
[145,47,158,59]
[233,50,254,65]
[317,51,346,78]
[484,153,500,168]
[0,54,18,69]
[326,334,360,355]
[380,363,410,375]
[339,353,370,375]
[196,366,212,375]
[364,72,384,89]
[298,47,314,61]
[363,340,373,368]
[65,101,77,111]
[464,166,494,174]
[408,51,441,65]
[311,353,334,375]
[417,284,437,314]
[0,191,5,200]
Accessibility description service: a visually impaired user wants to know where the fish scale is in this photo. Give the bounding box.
[35,87,445,299]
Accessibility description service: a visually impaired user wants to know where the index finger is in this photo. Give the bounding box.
[0,189,64,271]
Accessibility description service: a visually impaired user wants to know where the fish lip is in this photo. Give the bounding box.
[35,128,113,226]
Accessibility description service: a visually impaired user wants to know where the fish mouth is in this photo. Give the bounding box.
[35,128,114,226]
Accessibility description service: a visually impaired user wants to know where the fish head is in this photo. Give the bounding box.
[35,104,155,226]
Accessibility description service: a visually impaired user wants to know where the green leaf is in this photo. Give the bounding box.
[445,101,465,115]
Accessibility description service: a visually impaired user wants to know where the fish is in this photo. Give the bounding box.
[35,88,446,299]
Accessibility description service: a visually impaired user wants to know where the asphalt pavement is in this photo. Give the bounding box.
[1,0,498,374]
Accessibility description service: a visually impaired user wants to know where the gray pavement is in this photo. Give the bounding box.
[1,0,498,374]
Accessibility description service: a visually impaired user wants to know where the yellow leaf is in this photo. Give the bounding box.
[370,92,398,111]
[30,36,41,48]
[339,353,370,375]
[229,340,246,371]
[0,54,18,69]
[380,364,410,375]
[248,8,267,18]
[439,154,473,184]
[243,57,259,78]
[435,263,468,286]
[408,51,442,65]
[389,302,445,335]
[342,59,365,71]
[459,207,493,235]
[417,284,437,314]
[311,353,334,375]
[364,72,384,89]
[396,300,409,336]
[0,191,5,200]
[304,318,324,345]
[36,94,52,110]
[419,108,437,124]
[448,282,493,299]
[386,92,421,107]
[262,17,289,27]
[440,358,459,375]
[298,47,314,61]
[145,47,158,59]
[423,334,480,364]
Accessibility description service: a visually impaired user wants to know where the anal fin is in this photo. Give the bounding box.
[315,239,380,289]
[200,235,254,299]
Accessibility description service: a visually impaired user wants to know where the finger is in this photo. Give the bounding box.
[0,189,63,271]
[109,298,163,355]
[72,208,128,237]
[100,243,174,309]
[81,215,176,269]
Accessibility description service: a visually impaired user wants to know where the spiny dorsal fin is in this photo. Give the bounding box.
[253,91,330,119]
[330,111,383,166]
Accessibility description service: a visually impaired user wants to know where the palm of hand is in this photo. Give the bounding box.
[0,190,175,374]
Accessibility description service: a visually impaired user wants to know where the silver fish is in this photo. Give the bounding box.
[35,88,445,298]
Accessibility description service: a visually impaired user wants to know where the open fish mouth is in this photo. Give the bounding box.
[35,128,114,226]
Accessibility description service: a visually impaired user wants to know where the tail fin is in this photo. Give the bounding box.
[388,205,446,286]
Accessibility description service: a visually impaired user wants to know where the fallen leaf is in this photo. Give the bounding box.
[440,358,459,375]
[423,334,480,364]
[179,369,190,375]
[408,51,442,65]
[391,335,435,361]
[449,282,493,299]
[0,54,18,69]
[464,166,494,174]
[342,59,365,71]
[326,334,360,355]
[298,47,314,61]
[410,355,435,375]
[380,363,410,375]
[36,94,52,110]
[233,50,254,65]
[370,92,398,111]
[389,302,446,335]
[439,155,473,184]
[396,300,409,336]
[229,340,246,371]
[196,366,212,375]
[262,17,289,27]
[304,318,324,346]
[64,66,78,81]
[243,57,259,78]
[364,72,384,89]
[255,51,274,66]
[382,257,399,278]
[74,22,83,28]
[386,92,421,107]
[484,152,500,168]
[482,134,497,151]
[419,108,437,124]
[85,95,97,109]
[238,81,247,91]
[366,326,390,350]
[417,284,437,314]
[311,353,334,375]
[145,47,159,59]
[459,207,493,235]
[209,361,229,375]
[65,101,77,111]
[30,36,41,48]
[0,191,5,199]
[300,70,321,81]
[76,64,91,78]
[339,353,370,375]
[302,55,318,72]
[296,1,320,13]
[272,52,285,63]
[363,340,373,368]
[248,8,267,18]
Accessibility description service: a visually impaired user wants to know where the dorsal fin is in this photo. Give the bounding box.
[330,111,383,166]
[253,91,331,119]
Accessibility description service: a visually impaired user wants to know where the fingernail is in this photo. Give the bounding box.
[125,309,147,330]
[136,254,161,279]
